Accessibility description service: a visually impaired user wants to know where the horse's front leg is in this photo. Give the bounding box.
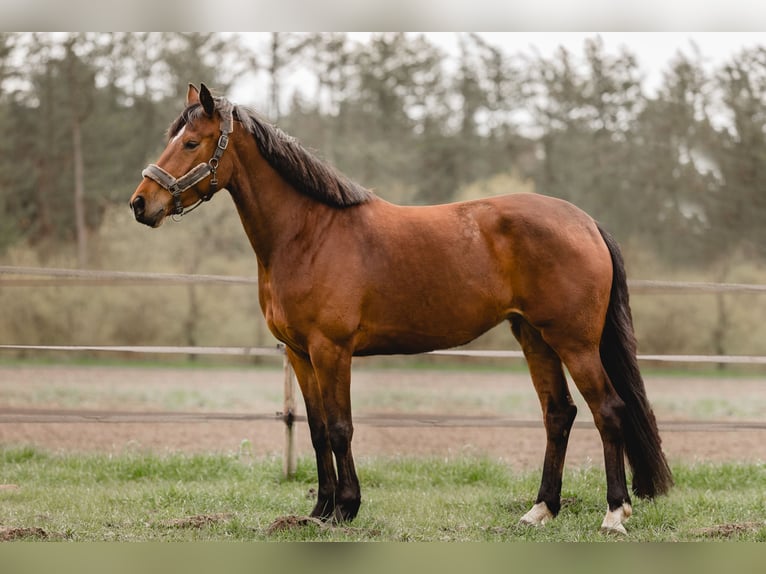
[310,341,361,522]
[286,348,337,520]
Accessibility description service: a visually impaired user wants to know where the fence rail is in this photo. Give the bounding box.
[2,344,766,365]
[0,265,258,285]
[3,265,766,293]
[1,408,764,432]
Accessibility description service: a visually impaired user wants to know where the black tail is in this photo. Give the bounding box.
[597,224,673,498]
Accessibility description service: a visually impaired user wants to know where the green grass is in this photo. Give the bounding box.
[1,447,764,542]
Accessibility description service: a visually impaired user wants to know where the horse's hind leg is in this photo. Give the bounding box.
[511,316,577,526]
[555,345,632,534]
[286,348,337,520]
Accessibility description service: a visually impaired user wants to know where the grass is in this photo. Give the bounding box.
[1,447,764,542]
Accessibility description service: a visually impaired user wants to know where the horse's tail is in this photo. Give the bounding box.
[597,223,673,498]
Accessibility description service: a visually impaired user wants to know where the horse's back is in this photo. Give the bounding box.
[368,192,610,285]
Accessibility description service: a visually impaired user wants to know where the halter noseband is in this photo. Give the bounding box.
[141,98,234,217]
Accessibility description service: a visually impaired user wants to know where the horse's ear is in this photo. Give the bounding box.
[186,84,200,106]
[199,83,215,117]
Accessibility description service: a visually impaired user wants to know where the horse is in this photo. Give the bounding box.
[130,83,672,534]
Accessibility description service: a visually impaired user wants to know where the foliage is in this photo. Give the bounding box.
[2,33,766,356]
[1,32,763,265]
[1,448,764,541]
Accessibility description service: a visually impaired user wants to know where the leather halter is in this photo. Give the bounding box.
[141,98,234,217]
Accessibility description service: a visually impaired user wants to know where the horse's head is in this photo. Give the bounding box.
[130,83,234,227]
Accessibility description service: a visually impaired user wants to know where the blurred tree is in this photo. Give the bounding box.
[63,35,96,266]
[0,33,13,85]
[2,31,766,277]
[282,33,451,203]
[263,32,312,121]
[525,37,644,231]
[716,47,766,258]
[630,49,722,263]
[281,33,529,206]
[0,33,19,249]
[344,33,449,201]
[304,33,354,117]
[708,47,766,361]
[447,33,523,195]
[162,33,251,101]
[0,32,255,260]
[1,33,72,250]
[298,32,355,164]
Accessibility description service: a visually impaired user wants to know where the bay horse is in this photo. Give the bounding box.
[130,83,672,534]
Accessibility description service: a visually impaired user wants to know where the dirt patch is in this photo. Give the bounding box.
[695,522,765,538]
[0,527,48,541]
[264,514,380,537]
[266,515,325,534]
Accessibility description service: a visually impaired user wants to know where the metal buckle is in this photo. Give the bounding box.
[217,134,229,150]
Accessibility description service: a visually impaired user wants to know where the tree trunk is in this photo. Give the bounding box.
[72,116,88,267]
[269,33,281,120]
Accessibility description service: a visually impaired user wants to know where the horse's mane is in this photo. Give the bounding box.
[168,100,374,208]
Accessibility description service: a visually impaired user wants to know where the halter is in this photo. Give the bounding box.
[141,98,234,217]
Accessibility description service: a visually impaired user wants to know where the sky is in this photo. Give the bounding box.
[477,32,760,90]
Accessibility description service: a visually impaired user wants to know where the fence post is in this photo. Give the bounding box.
[282,349,298,479]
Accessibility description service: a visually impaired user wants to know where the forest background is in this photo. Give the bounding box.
[0,32,764,361]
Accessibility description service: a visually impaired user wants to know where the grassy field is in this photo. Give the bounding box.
[1,447,764,542]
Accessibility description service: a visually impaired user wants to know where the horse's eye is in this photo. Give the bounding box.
[184,140,200,150]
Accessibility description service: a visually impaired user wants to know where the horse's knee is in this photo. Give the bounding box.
[542,400,577,444]
[308,421,330,451]
[545,403,577,430]
[328,419,353,454]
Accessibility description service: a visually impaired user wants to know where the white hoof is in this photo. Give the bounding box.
[600,502,632,535]
[519,501,554,526]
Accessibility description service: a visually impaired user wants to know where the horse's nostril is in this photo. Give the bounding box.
[131,195,145,216]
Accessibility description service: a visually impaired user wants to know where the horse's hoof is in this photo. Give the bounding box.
[332,498,361,523]
[310,498,334,522]
[519,501,553,527]
[599,502,632,535]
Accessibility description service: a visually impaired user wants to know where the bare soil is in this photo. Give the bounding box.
[1,364,765,469]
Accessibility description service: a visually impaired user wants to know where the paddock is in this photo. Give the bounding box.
[1,265,765,540]
[1,265,764,469]
[1,363,764,469]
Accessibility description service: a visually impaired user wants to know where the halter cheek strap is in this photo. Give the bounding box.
[141,98,234,217]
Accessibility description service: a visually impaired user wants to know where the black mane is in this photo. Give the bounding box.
[168,101,374,208]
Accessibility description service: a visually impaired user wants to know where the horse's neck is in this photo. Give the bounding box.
[227,146,327,270]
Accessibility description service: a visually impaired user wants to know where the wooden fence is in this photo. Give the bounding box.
[2,265,765,477]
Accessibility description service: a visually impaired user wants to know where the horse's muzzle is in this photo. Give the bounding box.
[130,194,163,227]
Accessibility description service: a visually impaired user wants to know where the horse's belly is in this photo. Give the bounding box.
[353,300,507,356]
